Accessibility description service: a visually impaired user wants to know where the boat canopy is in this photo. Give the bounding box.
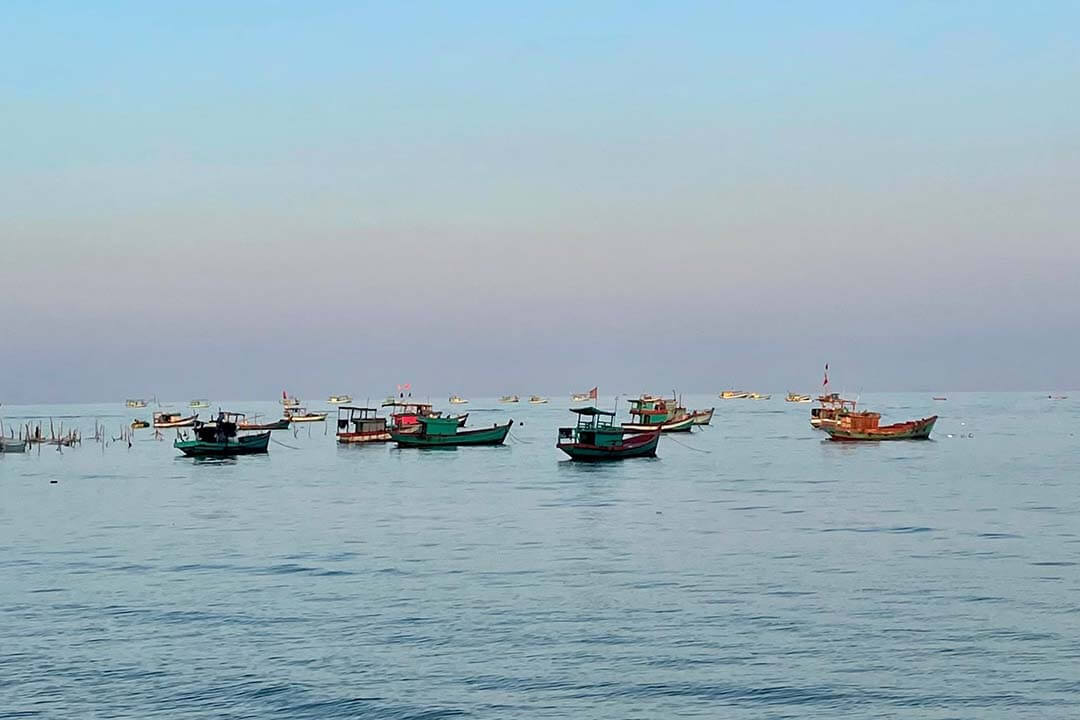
[570,406,615,417]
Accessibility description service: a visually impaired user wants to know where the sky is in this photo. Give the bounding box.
[2,1,1078,403]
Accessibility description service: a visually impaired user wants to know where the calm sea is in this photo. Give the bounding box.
[1,393,1077,718]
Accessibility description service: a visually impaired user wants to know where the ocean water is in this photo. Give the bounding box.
[1,393,1077,719]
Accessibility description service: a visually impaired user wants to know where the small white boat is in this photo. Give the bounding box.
[285,407,328,423]
[500,395,520,403]
[328,394,353,404]
[190,399,210,409]
[280,390,300,407]
[153,412,198,429]
[529,396,548,404]
[449,395,469,405]
[125,399,147,408]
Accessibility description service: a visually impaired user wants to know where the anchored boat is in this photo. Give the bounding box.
[500,395,520,403]
[529,395,548,404]
[571,387,598,403]
[280,390,300,408]
[189,399,210,409]
[448,395,469,405]
[125,399,148,408]
[284,407,327,423]
[236,414,291,431]
[174,412,270,457]
[720,390,750,399]
[689,407,715,425]
[622,395,694,433]
[810,393,857,430]
[336,406,391,443]
[557,406,659,461]
[786,392,812,403]
[328,394,352,404]
[822,412,937,441]
[391,416,512,448]
[153,411,198,429]
[131,418,150,430]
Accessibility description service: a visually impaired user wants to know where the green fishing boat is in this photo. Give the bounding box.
[557,406,660,461]
[391,415,512,448]
[622,395,694,433]
[174,413,270,457]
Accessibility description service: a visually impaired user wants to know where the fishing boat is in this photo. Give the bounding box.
[622,396,694,433]
[391,416,513,448]
[720,390,750,399]
[822,412,937,441]
[810,393,857,430]
[153,411,198,429]
[284,407,327,423]
[529,395,549,404]
[0,436,27,453]
[689,407,715,425]
[280,390,300,408]
[933,396,948,401]
[327,394,352,404]
[785,393,812,403]
[448,395,469,405]
[174,413,270,457]
[557,406,659,461]
[571,387,598,403]
[748,392,771,400]
[236,415,291,431]
[500,395,520,403]
[189,399,210,409]
[131,418,150,430]
[125,399,147,408]
[336,406,391,443]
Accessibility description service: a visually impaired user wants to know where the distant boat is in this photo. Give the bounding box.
[449,395,469,405]
[933,396,948,401]
[529,395,548,404]
[391,416,512,448]
[284,407,327,423]
[336,406,391,443]
[131,419,150,430]
[748,392,771,400]
[174,413,270,457]
[280,390,300,407]
[822,412,937,441]
[125,399,147,408]
[327,394,352,404]
[557,407,659,461]
[189,399,210,409]
[720,390,750,399]
[500,395,520,403]
[1048,395,1068,400]
[153,412,198,429]
[786,392,812,403]
[571,387,598,403]
[622,396,694,433]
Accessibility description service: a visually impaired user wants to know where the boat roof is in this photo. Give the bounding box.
[382,401,433,409]
[339,406,378,412]
[571,406,615,416]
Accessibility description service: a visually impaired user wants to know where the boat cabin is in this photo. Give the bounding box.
[337,406,387,434]
[558,406,624,447]
[382,401,437,428]
[835,411,881,431]
[193,413,240,442]
[627,396,675,425]
[154,412,184,423]
[416,415,460,436]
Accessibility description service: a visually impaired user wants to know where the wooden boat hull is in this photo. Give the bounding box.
[391,420,513,448]
[287,414,327,423]
[690,408,714,425]
[337,430,393,443]
[558,430,659,461]
[824,416,937,442]
[622,415,695,433]
[174,431,270,457]
[238,419,291,431]
[153,414,198,429]
[0,437,27,453]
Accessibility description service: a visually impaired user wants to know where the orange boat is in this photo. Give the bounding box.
[822,412,937,441]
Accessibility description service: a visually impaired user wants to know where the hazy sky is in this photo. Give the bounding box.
[3,1,1078,403]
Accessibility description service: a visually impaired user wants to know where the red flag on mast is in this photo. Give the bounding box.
[588,387,598,400]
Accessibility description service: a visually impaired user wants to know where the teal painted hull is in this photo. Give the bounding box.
[392,420,512,448]
[557,430,659,461]
[174,431,270,457]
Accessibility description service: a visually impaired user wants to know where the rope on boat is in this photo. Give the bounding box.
[507,429,534,444]
[271,437,303,450]
[664,434,712,453]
